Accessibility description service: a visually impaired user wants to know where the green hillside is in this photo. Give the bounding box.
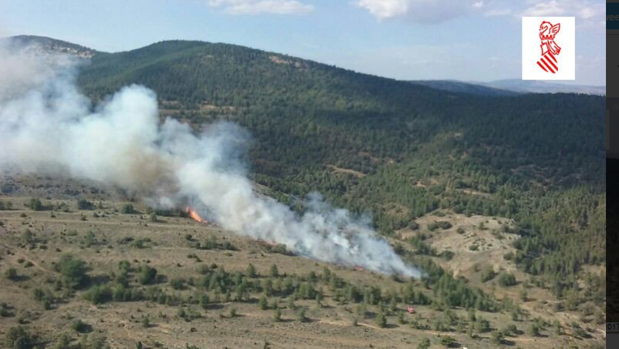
[76,40,605,300]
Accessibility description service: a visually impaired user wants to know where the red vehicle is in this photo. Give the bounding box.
[407,306,415,314]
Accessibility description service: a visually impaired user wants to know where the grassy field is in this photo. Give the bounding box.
[0,191,605,349]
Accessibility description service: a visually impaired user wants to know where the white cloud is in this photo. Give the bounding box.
[355,0,605,28]
[520,0,605,29]
[207,0,314,15]
[355,0,472,23]
[483,8,511,17]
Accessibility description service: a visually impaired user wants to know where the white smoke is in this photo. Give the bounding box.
[0,41,422,278]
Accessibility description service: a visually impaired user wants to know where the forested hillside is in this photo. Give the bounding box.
[75,40,605,300]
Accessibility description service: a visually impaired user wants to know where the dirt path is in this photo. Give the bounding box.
[1,241,49,274]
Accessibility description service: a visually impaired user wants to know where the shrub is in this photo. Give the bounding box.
[4,326,36,349]
[269,264,279,278]
[475,318,490,333]
[77,199,94,210]
[417,338,431,349]
[26,198,44,211]
[246,264,257,278]
[273,308,281,322]
[83,285,112,305]
[56,255,90,289]
[258,295,268,310]
[54,334,71,349]
[199,294,210,309]
[71,319,91,333]
[481,266,496,282]
[439,336,454,347]
[121,204,135,214]
[440,251,455,261]
[491,330,504,344]
[436,221,453,230]
[529,323,540,336]
[296,307,307,322]
[170,278,186,290]
[498,272,517,287]
[375,311,387,328]
[5,268,19,281]
[138,265,158,285]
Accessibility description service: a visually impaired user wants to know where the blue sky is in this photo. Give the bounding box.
[0,0,606,85]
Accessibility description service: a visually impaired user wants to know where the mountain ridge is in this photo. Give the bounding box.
[8,35,604,96]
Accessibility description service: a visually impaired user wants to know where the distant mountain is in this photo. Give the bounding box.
[409,79,605,96]
[5,35,101,58]
[482,79,606,95]
[408,80,517,97]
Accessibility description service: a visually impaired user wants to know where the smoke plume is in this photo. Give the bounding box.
[0,41,422,278]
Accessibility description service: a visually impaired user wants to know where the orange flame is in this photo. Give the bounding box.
[185,206,206,224]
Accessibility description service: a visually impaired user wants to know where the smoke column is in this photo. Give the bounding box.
[0,41,422,278]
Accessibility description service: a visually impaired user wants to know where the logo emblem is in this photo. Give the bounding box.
[522,17,575,80]
[537,21,561,73]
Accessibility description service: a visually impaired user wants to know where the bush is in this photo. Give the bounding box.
[439,336,454,347]
[273,308,282,322]
[54,334,71,349]
[5,268,19,281]
[138,265,158,285]
[296,307,307,322]
[56,255,90,289]
[246,263,257,278]
[498,272,517,287]
[529,323,540,336]
[170,278,186,290]
[258,295,268,310]
[440,251,454,261]
[417,338,431,349]
[4,326,36,349]
[491,330,504,344]
[77,199,95,210]
[149,212,158,223]
[26,198,44,211]
[83,285,112,305]
[436,221,453,230]
[199,294,210,309]
[481,266,496,282]
[121,204,135,214]
[72,319,91,333]
[269,264,279,278]
[375,311,387,328]
[475,318,490,333]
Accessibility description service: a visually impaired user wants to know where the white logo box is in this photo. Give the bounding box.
[522,17,575,81]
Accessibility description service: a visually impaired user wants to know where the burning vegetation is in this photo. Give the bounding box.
[185,206,207,224]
